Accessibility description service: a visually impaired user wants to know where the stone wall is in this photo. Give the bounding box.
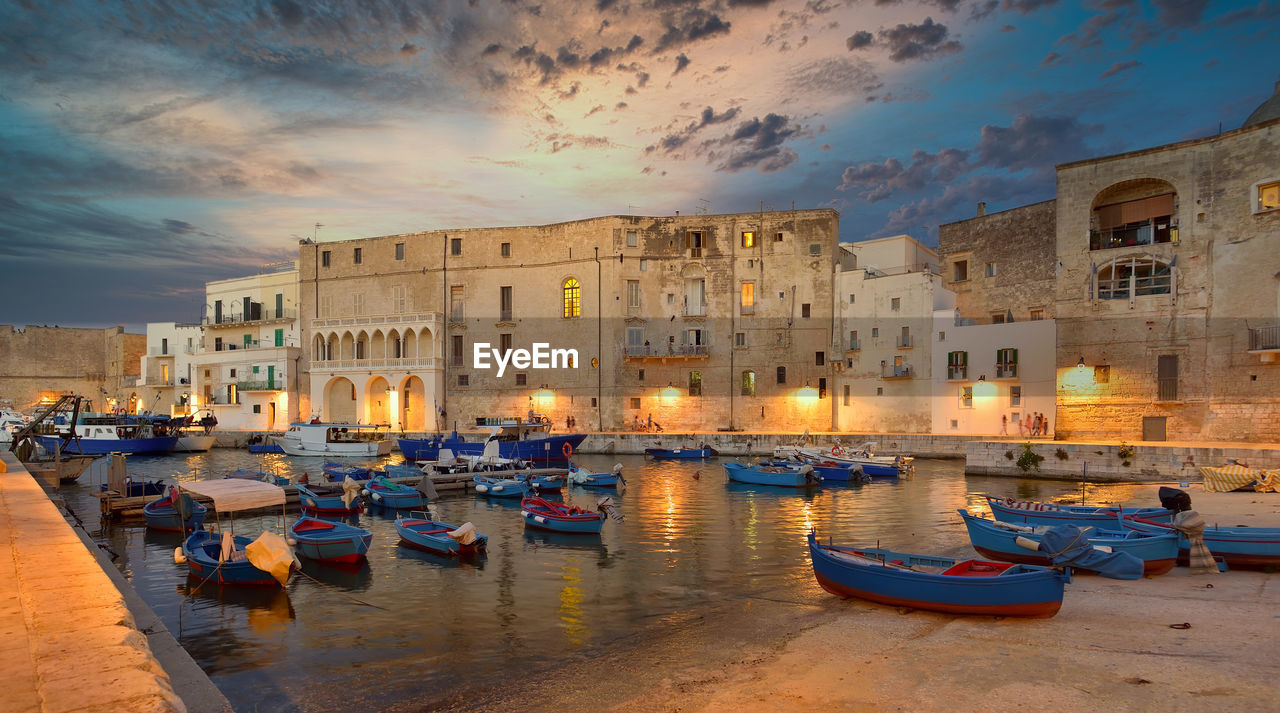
[966,438,1280,482]
[0,325,144,410]
[938,200,1057,322]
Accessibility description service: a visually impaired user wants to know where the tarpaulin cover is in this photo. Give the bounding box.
[181,479,286,512]
[1038,525,1145,580]
[341,476,363,509]
[245,531,299,586]
[447,522,477,545]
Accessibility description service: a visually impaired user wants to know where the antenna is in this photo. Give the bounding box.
[696,198,710,215]
[313,222,324,241]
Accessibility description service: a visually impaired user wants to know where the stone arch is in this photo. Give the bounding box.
[371,329,386,359]
[1090,178,1179,251]
[364,375,391,425]
[400,375,427,431]
[418,327,436,359]
[312,333,326,361]
[387,328,402,359]
[324,376,357,422]
[340,331,354,360]
[402,328,418,358]
[355,330,370,360]
[326,332,339,361]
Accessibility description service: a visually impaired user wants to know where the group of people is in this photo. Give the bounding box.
[1001,412,1051,437]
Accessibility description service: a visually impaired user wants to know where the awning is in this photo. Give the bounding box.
[180,479,286,512]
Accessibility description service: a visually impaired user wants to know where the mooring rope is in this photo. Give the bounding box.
[291,567,389,610]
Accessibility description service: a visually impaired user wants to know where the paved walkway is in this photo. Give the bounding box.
[0,452,186,713]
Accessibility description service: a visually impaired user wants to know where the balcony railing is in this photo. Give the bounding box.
[204,307,296,326]
[897,335,913,348]
[311,357,443,372]
[311,312,444,329]
[682,305,707,317]
[624,345,710,359]
[1249,325,1280,351]
[1157,378,1179,402]
[882,365,912,379]
[148,347,175,356]
[236,380,279,392]
[946,366,967,381]
[995,364,1018,379]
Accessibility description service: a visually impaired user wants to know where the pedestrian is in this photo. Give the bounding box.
[1034,413,1043,437]
[1000,414,1008,435]
[1024,413,1032,437]
[1042,414,1051,436]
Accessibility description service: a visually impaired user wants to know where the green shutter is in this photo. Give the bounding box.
[274,328,284,347]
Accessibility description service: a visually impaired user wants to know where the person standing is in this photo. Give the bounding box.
[1000,414,1008,435]
[1024,413,1033,437]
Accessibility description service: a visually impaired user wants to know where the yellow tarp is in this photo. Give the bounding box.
[244,531,299,586]
[1200,465,1280,494]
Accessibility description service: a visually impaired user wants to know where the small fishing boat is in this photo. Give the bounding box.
[101,477,169,498]
[274,423,393,457]
[296,482,363,515]
[808,531,1070,618]
[142,487,207,533]
[395,514,487,557]
[323,462,374,481]
[723,462,821,488]
[566,465,625,489]
[383,462,425,479]
[959,509,1177,576]
[518,473,565,492]
[246,433,284,453]
[644,445,719,460]
[757,459,869,483]
[986,496,1174,528]
[777,441,913,477]
[181,530,290,586]
[364,476,426,510]
[177,479,297,587]
[472,475,526,498]
[1120,514,1280,569]
[521,496,605,534]
[289,516,373,564]
[398,417,585,463]
[36,415,178,455]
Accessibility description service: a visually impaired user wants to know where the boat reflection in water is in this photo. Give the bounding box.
[297,557,374,591]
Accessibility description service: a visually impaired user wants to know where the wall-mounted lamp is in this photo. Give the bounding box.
[1077,357,1086,369]
[977,375,986,382]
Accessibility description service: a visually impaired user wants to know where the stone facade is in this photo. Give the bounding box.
[938,200,1057,323]
[0,325,143,411]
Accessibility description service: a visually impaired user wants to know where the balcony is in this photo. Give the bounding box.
[311,357,444,372]
[236,380,279,392]
[882,365,913,379]
[897,335,913,349]
[1249,326,1280,362]
[624,345,709,360]
[204,307,296,327]
[946,366,967,381]
[311,311,444,330]
[995,364,1018,379]
[148,347,176,356]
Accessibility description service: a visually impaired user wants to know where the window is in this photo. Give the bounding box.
[1091,193,1175,250]
[1097,257,1172,300]
[516,373,526,386]
[160,338,168,354]
[394,242,405,260]
[626,230,638,247]
[274,292,283,318]
[451,238,462,256]
[815,351,825,366]
[1257,180,1280,213]
[842,385,850,406]
[848,330,859,350]
[891,297,900,311]
[809,243,821,256]
[392,285,407,314]
[1094,365,1110,383]
[898,326,911,348]
[227,384,238,404]
[774,232,784,242]
[938,331,945,341]
[501,242,511,257]
[686,230,705,258]
[741,370,755,396]
[776,366,787,384]
[274,328,284,347]
[991,313,1006,324]
[353,247,362,264]
[458,374,469,386]
[353,292,365,316]
[667,293,674,304]
[499,333,512,354]
[876,387,883,396]
[319,295,332,319]
[735,332,746,347]
[741,231,755,248]
[321,251,331,267]
[688,370,702,397]
[1158,354,1179,401]
[627,280,641,308]
[252,404,261,414]
[848,294,855,304]
[947,351,967,380]
[740,282,755,314]
[451,335,463,367]
[500,286,513,320]
[953,260,968,282]
[214,337,223,352]
[626,328,644,347]
[997,348,1018,378]
[229,368,237,378]
[638,369,644,381]
[1029,309,1044,321]
[871,327,879,338]
[960,386,973,409]
[630,397,641,409]
[818,377,827,399]
[562,278,581,318]
[639,259,648,271]
[450,285,464,321]
[985,262,996,278]
[1010,386,1022,407]
[801,303,811,318]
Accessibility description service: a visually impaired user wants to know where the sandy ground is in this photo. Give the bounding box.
[403,484,1279,713]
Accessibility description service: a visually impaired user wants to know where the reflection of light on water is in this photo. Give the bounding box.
[558,561,587,646]
[744,497,758,554]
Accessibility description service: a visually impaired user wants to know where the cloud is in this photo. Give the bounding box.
[400,42,421,56]
[846,31,874,50]
[839,147,972,202]
[1040,51,1064,66]
[546,133,616,154]
[711,113,801,173]
[973,114,1103,174]
[1099,59,1140,79]
[788,57,881,97]
[673,53,691,75]
[1152,0,1210,28]
[1003,0,1060,13]
[878,17,962,63]
[652,8,732,53]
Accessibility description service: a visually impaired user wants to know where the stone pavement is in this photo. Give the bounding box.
[0,452,186,713]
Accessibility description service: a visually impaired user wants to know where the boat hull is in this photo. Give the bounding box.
[399,433,587,462]
[808,533,1067,618]
[37,435,177,456]
[290,517,373,564]
[396,518,487,557]
[142,498,207,533]
[521,497,604,534]
[960,510,1177,575]
[723,462,818,488]
[473,476,526,498]
[1121,517,1280,569]
[182,531,279,586]
[173,435,216,452]
[366,484,425,509]
[296,485,362,515]
[248,443,284,453]
[275,437,392,457]
[986,496,1175,528]
[644,447,718,460]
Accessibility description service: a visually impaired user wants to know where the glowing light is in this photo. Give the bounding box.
[795,385,820,403]
[532,388,556,410]
[659,384,681,401]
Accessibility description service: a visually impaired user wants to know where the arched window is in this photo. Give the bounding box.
[1096,257,1172,300]
[562,278,581,318]
[741,370,756,396]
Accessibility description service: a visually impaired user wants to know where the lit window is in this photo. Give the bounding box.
[960,386,973,408]
[741,370,755,396]
[1091,193,1175,250]
[1258,180,1280,212]
[562,278,581,318]
[740,282,755,313]
[741,231,755,248]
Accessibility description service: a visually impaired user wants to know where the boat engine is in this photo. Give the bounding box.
[612,463,626,487]
[596,495,624,522]
[800,464,820,483]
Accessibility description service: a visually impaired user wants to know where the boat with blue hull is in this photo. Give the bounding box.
[472,475,527,498]
[808,532,1070,618]
[778,441,914,478]
[364,477,425,510]
[102,478,169,498]
[398,417,585,463]
[518,473,565,492]
[756,460,869,483]
[142,489,207,533]
[324,462,375,481]
[959,509,1177,576]
[396,514,487,557]
[289,516,373,564]
[986,496,1175,528]
[296,483,363,515]
[567,465,625,489]
[724,462,821,488]
[521,496,605,534]
[644,446,719,460]
[182,531,282,586]
[176,479,297,588]
[1120,514,1280,569]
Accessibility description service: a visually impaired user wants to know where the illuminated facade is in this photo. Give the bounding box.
[137,322,202,416]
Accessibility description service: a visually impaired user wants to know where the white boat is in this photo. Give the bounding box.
[273,423,393,457]
[0,409,29,445]
[773,440,914,477]
[172,414,219,452]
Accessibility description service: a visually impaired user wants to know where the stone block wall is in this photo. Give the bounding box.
[0,325,144,410]
[938,200,1057,323]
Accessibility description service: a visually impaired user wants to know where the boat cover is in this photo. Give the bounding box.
[447,522,478,545]
[341,476,363,508]
[1037,525,1144,580]
[1170,511,1219,575]
[1200,464,1280,493]
[181,479,286,512]
[245,531,299,586]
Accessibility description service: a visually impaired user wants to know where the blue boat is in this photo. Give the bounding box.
[959,509,1177,576]
[142,489,207,533]
[296,483,363,515]
[398,419,585,463]
[396,514,487,557]
[383,463,424,479]
[248,443,284,453]
[181,530,281,586]
[472,475,526,498]
[518,473,565,492]
[567,466,625,489]
[289,516,373,564]
[723,462,821,488]
[1120,514,1280,569]
[324,462,374,481]
[521,496,605,534]
[808,531,1070,618]
[985,496,1174,528]
[644,446,719,460]
[36,433,177,456]
[364,477,425,509]
[757,460,868,483]
[101,478,169,498]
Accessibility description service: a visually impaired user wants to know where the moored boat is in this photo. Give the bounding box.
[777,441,913,477]
[296,481,363,515]
[395,514,487,556]
[323,462,375,481]
[566,465,625,489]
[644,445,719,460]
[177,479,297,587]
[398,417,585,463]
[142,487,207,533]
[959,509,1177,576]
[520,495,605,534]
[36,415,177,455]
[1120,514,1280,569]
[986,495,1174,528]
[723,461,821,488]
[181,530,291,586]
[274,423,392,457]
[364,476,426,509]
[808,531,1070,618]
[289,516,373,564]
[472,474,526,498]
[518,473,565,492]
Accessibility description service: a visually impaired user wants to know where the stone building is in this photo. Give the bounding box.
[0,325,144,410]
[938,200,1057,323]
[299,209,839,432]
[136,322,203,416]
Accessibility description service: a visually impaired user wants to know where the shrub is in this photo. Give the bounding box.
[1055,448,1069,460]
[1017,442,1044,472]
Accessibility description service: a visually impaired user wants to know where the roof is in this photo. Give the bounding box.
[1244,79,1280,128]
[181,479,286,511]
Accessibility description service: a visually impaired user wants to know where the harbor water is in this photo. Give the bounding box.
[63,451,1150,712]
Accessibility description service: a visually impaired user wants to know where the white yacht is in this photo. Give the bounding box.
[273,423,392,457]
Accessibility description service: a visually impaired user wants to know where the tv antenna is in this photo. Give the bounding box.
[313,222,324,241]
[696,198,710,215]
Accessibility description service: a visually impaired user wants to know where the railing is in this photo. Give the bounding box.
[311,357,443,371]
[203,307,296,326]
[740,304,754,315]
[148,347,174,356]
[1157,378,1179,402]
[1249,325,1280,351]
[1089,222,1174,251]
[624,345,710,358]
[682,305,707,317]
[862,263,943,280]
[311,312,444,329]
[236,380,278,392]
[882,365,912,379]
[995,364,1018,379]
[946,366,967,381]
[847,339,860,351]
[142,377,175,386]
[207,341,298,353]
[897,335,913,348]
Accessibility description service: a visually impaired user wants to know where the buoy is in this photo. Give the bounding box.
[693,470,701,480]
[286,537,298,547]
[173,547,186,565]
[476,484,489,493]
[361,489,370,497]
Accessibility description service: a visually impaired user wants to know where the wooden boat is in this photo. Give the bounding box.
[777,441,913,477]
[182,530,282,586]
[101,477,169,498]
[289,516,373,564]
[246,433,284,453]
[178,479,297,587]
[323,462,374,481]
[644,445,719,460]
[985,496,1175,528]
[757,459,869,483]
[296,482,362,515]
[521,496,605,534]
[566,466,625,489]
[398,418,585,463]
[723,461,821,488]
[274,423,392,457]
[518,473,565,492]
[1120,515,1280,569]
[383,463,424,479]
[364,477,425,509]
[808,531,1070,618]
[395,513,487,556]
[472,475,526,498]
[959,509,1177,575]
[142,488,207,533]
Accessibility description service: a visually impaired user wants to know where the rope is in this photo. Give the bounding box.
[292,568,390,610]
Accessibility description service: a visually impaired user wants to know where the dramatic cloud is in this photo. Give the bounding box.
[652,8,732,53]
[846,31,874,50]
[879,18,962,62]
[840,147,971,202]
[712,113,802,173]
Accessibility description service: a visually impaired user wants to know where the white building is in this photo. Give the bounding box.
[137,322,203,416]
[192,261,304,430]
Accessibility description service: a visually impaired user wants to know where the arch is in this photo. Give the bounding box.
[325,332,339,361]
[741,370,756,397]
[370,329,386,359]
[680,263,707,279]
[562,277,581,318]
[364,375,390,425]
[312,333,326,362]
[387,328,402,359]
[1090,178,1178,251]
[402,328,418,358]
[1096,255,1173,300]
[324,377,357,422]
[418,328,435,359]
[340,331,354,360]
[400,375,427,431]
[355,330,369,360]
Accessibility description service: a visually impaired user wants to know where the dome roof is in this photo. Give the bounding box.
[1243,79,1280,128]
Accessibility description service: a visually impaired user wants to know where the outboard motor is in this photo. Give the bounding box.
[850,464,870,484]
[612,463,626,487]
[1158,486,1192,513]
[800,464,820,484]
[597,495,624,522]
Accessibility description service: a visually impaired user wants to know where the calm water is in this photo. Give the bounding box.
[64,450,1147,712]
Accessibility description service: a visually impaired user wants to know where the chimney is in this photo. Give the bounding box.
[976,202,987,217]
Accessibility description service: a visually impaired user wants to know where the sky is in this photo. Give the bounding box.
[1,0,1277,331]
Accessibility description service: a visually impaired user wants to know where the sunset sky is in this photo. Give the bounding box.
[1,0,1277,329]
